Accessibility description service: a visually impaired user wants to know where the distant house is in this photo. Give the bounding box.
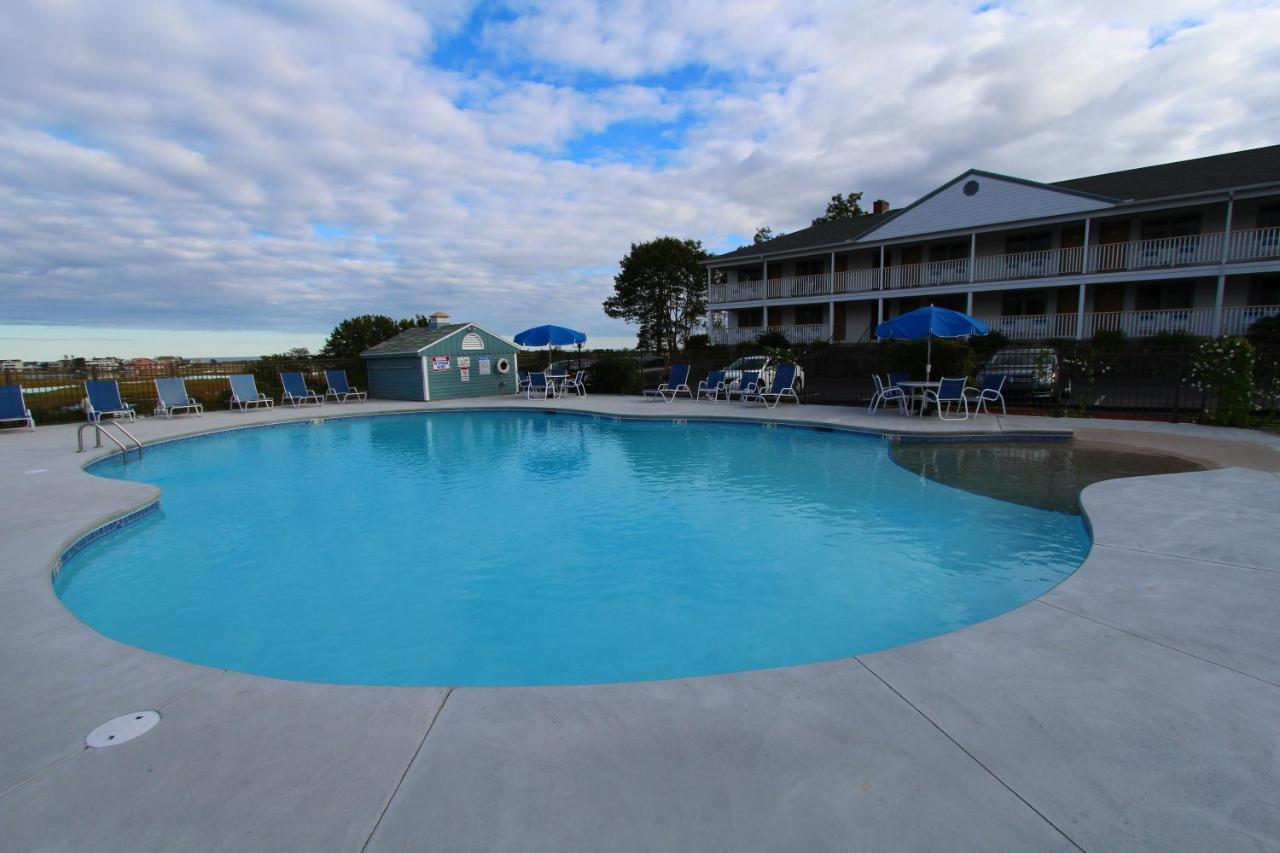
[0,359,24,371]
[124,358,159,371]
[705,144,1280,343]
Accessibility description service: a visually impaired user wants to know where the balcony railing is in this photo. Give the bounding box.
[710,227,1280,305]
[711,324,827,345]
[975,305,1279,341]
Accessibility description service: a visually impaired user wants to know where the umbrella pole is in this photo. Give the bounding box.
[926,335,932,383]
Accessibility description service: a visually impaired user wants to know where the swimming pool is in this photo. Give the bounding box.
[57,412,1090,686]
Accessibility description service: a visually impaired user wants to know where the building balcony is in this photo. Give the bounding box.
[976,304,1279,341]
[709,226,1280,305]
[710,324,827,346]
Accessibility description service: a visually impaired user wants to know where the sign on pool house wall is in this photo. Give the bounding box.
[363,322,519,401]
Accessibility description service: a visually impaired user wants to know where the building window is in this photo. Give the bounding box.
[1004,232,1051,255]
[795,259,826,277]
[461,333,484,351]
[793,305,825,325]
[1257,204,1280,229]
[1134,282,1194,311]
[1248,275,1280,306]
[928,241,968,261]
[736,308,764,328]
[1140,213,1201,240]
[737,267,763,282]
[1001,291,1048,316]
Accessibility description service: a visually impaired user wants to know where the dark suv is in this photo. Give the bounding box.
[978,348,1071,401]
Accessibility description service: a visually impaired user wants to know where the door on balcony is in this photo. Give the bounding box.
[1060,225,1085,274]
[1093,284,1125,313]
[1096,220,1131,270]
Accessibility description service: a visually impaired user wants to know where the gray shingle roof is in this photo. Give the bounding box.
[362,323,469,356]
[710,211,897,264]
[1051,144,1280,201]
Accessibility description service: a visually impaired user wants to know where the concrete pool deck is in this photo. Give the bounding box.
[1,397,1278,851]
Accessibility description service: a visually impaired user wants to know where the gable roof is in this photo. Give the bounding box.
[710,210,897,263]
[363,322,519,357]
[1051,144,1280,201]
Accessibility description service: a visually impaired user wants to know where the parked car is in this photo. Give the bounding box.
[979,348,1070,401]
[722,355,805,394]
[547,359,594,375]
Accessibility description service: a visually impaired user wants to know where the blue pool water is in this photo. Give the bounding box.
[58,412,1089,686]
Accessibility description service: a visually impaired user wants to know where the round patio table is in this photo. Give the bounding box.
[895,380,940,416]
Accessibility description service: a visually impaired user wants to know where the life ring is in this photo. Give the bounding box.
[496,358,510,374]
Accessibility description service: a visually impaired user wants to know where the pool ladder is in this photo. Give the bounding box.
[77,420,144,462]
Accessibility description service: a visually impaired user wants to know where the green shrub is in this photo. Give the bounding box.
[1147,331,1198,349]
[884,339,975,380]
[1186,336,1256,427]
[979,330,1009,350]
[756,330,789,347]
[1246,314,1280,347]
[589,356,642,394]
[1091,329,1127,349]
[683,333,711,350]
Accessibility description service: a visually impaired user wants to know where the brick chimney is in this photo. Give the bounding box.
[427,311,451,330]
[873,199,891,215]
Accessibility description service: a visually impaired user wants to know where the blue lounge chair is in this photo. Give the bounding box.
[967,373,1007,416]
[228,374,274,411]
[751,363,801,409]
[515,370,530,396]
[697,370,727,402]
[153,377,204,419]
[324,369,367,404]
[869,374,907,414]
[280,372,323,407]
[923,377,971,420]
[643,363,692,401]
[526,371,556,400]
[0,385,35,430]
[726,370,761,401]
[84,380,136,423]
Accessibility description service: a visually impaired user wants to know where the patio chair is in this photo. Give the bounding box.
[560,370,588,397]
[869,374,907,414]
[726,370,761,401]
[967,373,1008,416]
[515,370,530,396]
[228,375,274,411]
[697,370,727,402]
[922,377,971,421]
[84,380,136,423]
[643,363,692,401]
[526,371,557,400]
[153,377,204,419]
[324,369,367,404]
[280,372,324,407]
[750,363,801,409]
[0,385,35,430]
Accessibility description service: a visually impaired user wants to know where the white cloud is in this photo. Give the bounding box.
[0,0,1277,357]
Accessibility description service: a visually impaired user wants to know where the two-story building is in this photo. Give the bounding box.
[704,145,1280,345]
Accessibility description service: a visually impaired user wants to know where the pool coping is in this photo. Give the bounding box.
[2,396,1279,851]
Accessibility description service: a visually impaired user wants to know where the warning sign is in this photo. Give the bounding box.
[431,356,451,371]
[458,356,470,382]
[478,355,491,375]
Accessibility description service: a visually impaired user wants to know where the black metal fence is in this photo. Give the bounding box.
[2,358,364,425]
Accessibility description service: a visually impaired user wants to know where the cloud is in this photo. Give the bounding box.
[0,0,1277,352]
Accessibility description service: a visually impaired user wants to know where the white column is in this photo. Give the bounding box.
[968,233,976,283]
[829,250,836,294]
[827,301,836,341]
[1075,284,1087,339]
[966,291,974,315]
[878,245,886,289]
[877,298,884,325]
[762,259,769,329]
[1213,194,1234,336]
[1081,217,1091,273]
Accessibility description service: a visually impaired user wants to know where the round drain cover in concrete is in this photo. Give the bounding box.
[86,711,160,748]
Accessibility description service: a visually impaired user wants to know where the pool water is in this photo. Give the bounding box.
[58,412,1090,686]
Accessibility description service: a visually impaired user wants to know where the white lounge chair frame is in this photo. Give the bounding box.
[153,378,204,419]
[922,377,971,421]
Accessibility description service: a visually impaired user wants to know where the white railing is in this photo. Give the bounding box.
[1221,304,1280,336]
[1090,233,1224,272]
[708,227,1280,306]
[978,313,1079,340]
[709,280,765,304]
[972,247,1084,282]
[1228,227,1280,262]
[711,324,827,345]
[834,268,880,293]
[768,273,831,299]
[1081,308,1217,338]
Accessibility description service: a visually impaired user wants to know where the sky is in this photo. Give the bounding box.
[1,0,1278,359]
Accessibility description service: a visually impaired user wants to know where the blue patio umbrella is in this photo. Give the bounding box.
[514,325,588,370]
[876,305,989,381]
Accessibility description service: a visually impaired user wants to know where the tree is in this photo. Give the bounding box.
[753,226,777,244]
[604,236,710,355]
[811,191,867,226]
[320,314,430,359]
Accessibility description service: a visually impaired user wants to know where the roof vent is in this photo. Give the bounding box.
[427,311,451,330]
[873,199,891,214]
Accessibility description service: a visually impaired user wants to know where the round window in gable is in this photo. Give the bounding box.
[963,180,980,196]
